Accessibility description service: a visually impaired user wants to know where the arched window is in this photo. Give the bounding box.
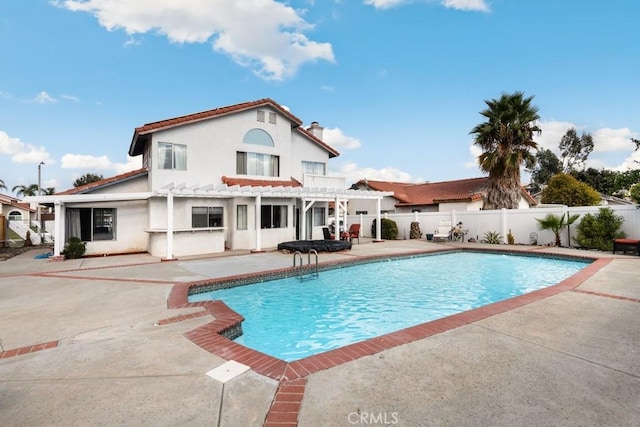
[8,210,22,221]
[243,129,274,147]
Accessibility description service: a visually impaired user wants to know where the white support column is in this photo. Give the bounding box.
[53,201,63,256]
[255,195,262,251]
[375,198,382,241]
[340,200,348,237]
[165,192,175,260]
[300,199,307,240]
[302,200,315,240]
[333,196,340,240]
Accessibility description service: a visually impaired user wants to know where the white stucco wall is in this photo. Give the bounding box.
[71,200,149,256]
[146,107,330,191]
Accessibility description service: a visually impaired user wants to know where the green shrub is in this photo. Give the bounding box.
[507,229,515,245]
[371,218,399,240]
[481,231,502,244]
[575,207,625,251]
[62,237,86,259]
[630,183,640,204]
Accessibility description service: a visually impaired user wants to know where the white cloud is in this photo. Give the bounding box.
[61,154,112,169]
[61,153,142,174]
[537,121,637,154]
[364,0,489,12]
[363,0,407,9]
[592,127,637,153]
[0,131,52,164]
[34,91,57,104]
[442,0,489,12]
[322,127,362,150]
[335,161,415,186]
[61,94,80,102]
[535,121,576,153]
[56,0,335,81]
[615,151,640,171]
[114,156,143,174]
[464,143,482,169]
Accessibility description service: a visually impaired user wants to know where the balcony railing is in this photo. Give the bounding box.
[303,174,346,190]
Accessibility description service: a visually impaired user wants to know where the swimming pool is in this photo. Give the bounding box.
[188,252,589,361]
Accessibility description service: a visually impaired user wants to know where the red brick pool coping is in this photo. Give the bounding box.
[164,250,612,426]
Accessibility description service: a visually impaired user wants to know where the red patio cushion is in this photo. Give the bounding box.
[614,239,640,244]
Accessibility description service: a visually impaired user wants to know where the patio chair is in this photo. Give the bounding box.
[432,221,452,242]
[322,227,335,240]
[346,224,360,243]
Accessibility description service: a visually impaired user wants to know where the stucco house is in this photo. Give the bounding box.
[348,177,537,214]
[26,99,389,259]
[0,193,34,222]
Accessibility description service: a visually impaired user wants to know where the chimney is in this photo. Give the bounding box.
[307,121,324,140]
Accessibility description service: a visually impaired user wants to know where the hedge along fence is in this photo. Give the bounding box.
[347,205,640,247]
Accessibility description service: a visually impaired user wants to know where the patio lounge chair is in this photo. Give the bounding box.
[432,221,452,242]
[613,238,640,256]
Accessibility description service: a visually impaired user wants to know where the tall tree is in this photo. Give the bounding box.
[73,173,104,187]
[527,148,562,192]
[43,187,56,195]
[12,184,39,198]
[471,91,541,209]
[0,179,6,191]
[559,128,594,172]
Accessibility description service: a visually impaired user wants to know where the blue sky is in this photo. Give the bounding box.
[1,0,638,194]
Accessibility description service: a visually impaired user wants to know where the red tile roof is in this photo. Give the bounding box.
[221,176,302,188]
[356,177,537,207]
[129,98,339,158]
[55,168,148,195]
[0,193,33,211]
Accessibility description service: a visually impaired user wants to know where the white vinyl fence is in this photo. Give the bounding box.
[348,205,640,247]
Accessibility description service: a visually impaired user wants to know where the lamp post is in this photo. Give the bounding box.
[38,161,45,245]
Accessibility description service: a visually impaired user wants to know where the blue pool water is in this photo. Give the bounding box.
[189,252,588,361]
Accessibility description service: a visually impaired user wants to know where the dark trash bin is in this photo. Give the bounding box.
[426,233,433,241]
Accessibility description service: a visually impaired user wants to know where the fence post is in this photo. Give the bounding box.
[501,208,507,244]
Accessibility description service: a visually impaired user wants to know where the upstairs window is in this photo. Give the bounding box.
[158,142,186,170]
[257,110,265,122]
[268,112,277,124]
[243,129,274,147]
[237,152,279,177]
[302,161,326,176]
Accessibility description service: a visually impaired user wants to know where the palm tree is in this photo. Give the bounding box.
[536,213,580,247]
[0,179,6,191]
[12,184,39,198]
[43,187,56,195]
[471,91,541,209]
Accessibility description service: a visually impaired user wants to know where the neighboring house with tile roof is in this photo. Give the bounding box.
[0,193,34,222]
[349,177,537,214]
[0,193,36,245]
[26,99,390,259]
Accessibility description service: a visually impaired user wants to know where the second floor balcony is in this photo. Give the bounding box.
[303,174,346,190]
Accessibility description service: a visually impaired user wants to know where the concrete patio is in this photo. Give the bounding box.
[1,240,638,426]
